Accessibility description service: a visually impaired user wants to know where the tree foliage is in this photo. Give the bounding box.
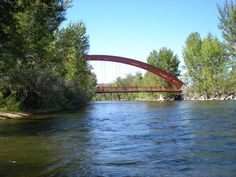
[218,0,236,94]
[0,0,96,112]
[183,32,230,97]
[144,47,180,87]
[94,72,144,100]
[218,0,236,55]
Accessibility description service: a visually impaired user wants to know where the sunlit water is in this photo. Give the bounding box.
[0,101,236,177]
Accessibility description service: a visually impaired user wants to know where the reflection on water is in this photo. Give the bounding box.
[0,101,236,176]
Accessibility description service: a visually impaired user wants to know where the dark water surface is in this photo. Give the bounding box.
[0,101,236,177]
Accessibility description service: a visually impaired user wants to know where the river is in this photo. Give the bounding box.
[0,101,236,176]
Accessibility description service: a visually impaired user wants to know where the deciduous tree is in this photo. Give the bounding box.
[144,47,180,87]
[218,0,236,55]
[183,32,229,97]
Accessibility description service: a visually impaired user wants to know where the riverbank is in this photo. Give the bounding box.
[0,104,88,120]
[183,94,236,101]
[0,111,64,120]
[0,112,37,120]
[134,94,236,101]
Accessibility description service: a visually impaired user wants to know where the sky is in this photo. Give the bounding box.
[62,0,226,83]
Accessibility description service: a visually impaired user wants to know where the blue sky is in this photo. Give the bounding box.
[62,0,225,83]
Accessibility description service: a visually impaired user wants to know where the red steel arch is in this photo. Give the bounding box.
[85,55,184,88]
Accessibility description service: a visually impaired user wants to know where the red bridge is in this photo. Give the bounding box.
[85,55,184,93]
[96,86,181,93]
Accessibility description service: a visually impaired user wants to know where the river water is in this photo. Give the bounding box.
[0,101,236,177]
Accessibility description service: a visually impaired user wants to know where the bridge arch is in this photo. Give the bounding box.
[85,55,184,88]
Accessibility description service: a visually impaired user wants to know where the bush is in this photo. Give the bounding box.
[0,92,21,112]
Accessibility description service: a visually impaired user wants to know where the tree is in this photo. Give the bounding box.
[0,0,69,72]
[55,23,96,105]
[183,32,229,97]
[114,72,143,86]
[144,47,180,87]
[114,72,143,100]
[0,0,70,110]
[218,0,236,93]
[182,32,202,85]
[0,1,96,111]
[218,0,236,56]
[141,47,180,99]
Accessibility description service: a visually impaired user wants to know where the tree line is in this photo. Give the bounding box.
[0,0,96,112]
[95,0,236,101]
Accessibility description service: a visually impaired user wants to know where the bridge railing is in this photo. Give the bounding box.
[96,86,181,93]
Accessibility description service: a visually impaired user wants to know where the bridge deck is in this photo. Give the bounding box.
[96,86,181,93]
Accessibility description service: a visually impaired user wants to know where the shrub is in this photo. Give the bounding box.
[0,92,21,112]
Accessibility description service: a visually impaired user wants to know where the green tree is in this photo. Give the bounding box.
[218,0,236,93]
[94,72,144,101]
[114,72,143,100]
[0,1,96,112]
[144,47,180,87]
[182,32,202,85]
[183,32,229,97]
[55,23,96,105]
[0,0,70,111]
[114,72,143,86]
[140,48,180,99]
[0,0,69,72]
[218,0,236,55]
